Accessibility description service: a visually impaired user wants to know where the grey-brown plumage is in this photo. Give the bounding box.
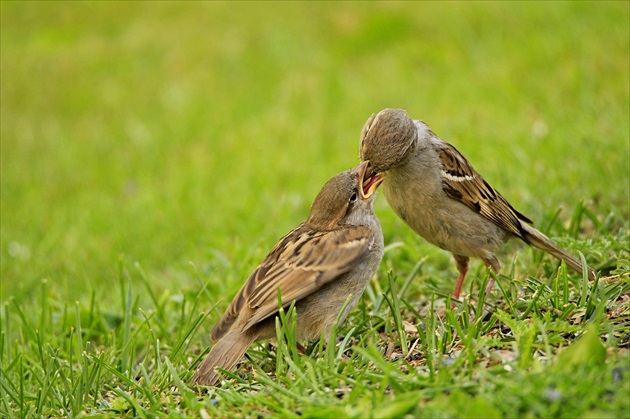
[359,108,596,301]
[194,162,385,386]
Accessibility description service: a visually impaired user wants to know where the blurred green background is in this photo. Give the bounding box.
[2,1,628,305]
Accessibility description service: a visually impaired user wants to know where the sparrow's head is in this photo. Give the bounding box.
[359,108,417,175]
[306,161,385,230]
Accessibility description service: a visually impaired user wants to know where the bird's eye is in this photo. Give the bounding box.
[349,192,358,204]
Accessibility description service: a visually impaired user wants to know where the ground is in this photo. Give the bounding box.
[1,2,628,417]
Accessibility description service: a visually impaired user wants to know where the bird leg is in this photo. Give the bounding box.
[482,255,500,302]
[484,270,497,300]
[452,255,469,306]
[296,342,307,354]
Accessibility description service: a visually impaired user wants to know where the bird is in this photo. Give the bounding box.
[194,161,386,386]
[359,108,596,303]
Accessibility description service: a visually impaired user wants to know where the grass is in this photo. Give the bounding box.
[1,1,629,417]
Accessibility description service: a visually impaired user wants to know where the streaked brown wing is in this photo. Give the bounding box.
[210,224,308,341]
[243,225,372,329]
[434,140,532,239]
[210,224,373,339]
[209,265,264,341]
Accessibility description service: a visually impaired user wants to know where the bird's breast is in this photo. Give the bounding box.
[382,171,507,258]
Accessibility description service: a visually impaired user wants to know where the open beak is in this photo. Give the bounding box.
[354,161,386,199]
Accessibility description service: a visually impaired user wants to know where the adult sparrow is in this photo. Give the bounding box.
[194,161,385,386]
[359,108,596,302]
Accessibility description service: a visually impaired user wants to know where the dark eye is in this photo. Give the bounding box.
[349,192,358,204]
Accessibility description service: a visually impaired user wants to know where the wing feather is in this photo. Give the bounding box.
[434,140,532,239]
[210,223,373,339]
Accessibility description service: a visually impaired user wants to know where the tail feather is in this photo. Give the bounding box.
[521,224,596,281]
[194,329,258,386]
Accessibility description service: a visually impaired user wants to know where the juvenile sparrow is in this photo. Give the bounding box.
[359,108,596,302]
[194,161,385,386]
